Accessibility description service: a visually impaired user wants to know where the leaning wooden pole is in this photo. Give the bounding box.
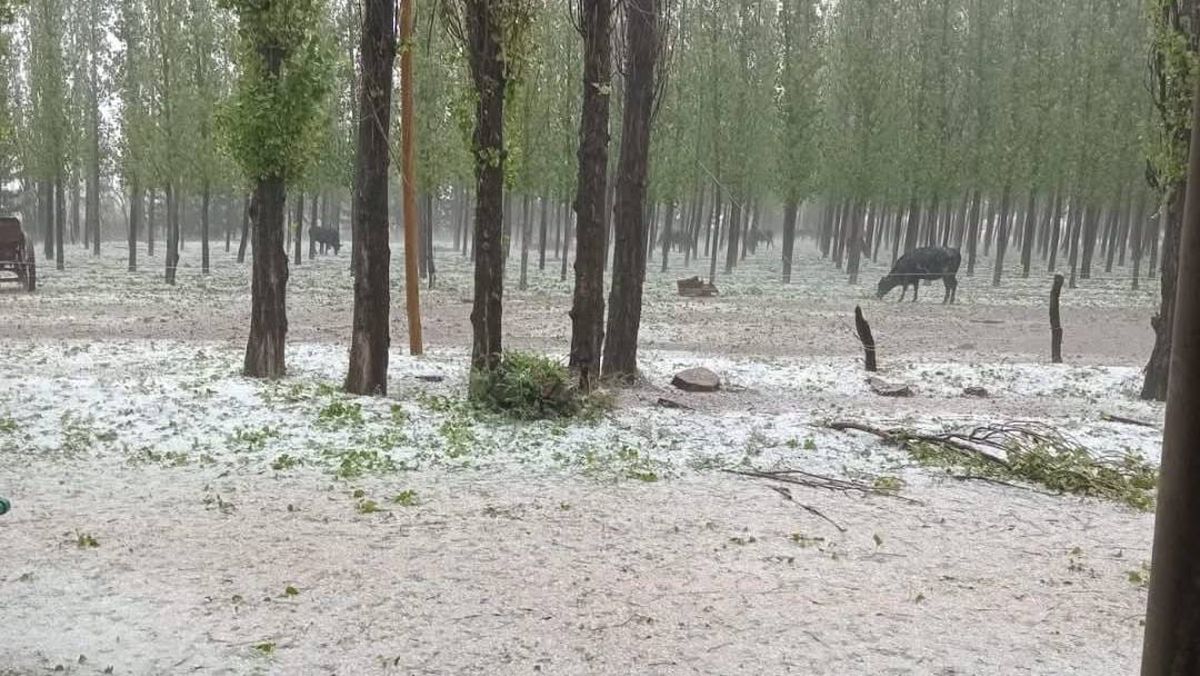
[1049,274,1064,364]
[399,0,423,355]
[1141,74,1200,675]
[854,305,877,372]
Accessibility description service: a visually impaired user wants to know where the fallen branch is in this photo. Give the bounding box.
[765,484,846,532]
[721,467,921,505]
[655,397,694,410]
[1101,412,1156,428]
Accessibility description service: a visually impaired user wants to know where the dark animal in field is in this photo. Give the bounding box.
[309,225,341,255]
[746,229,774,251]
[877,246,961,304]
[659,230,692,250]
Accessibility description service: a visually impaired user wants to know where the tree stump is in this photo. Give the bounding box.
[1050,274,1064,363]
[855,305,877,372]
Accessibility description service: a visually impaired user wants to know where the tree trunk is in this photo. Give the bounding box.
[537,195,549,271]
[724,197,741,274]
[965,189,981,275]
[345,0,395,394]
[660,200,675,273]
[1140,72,1200,672]
[782,198,798,283]
[1020,190,1037,278]
[41,180,53,260]
[1143,187,1185,402]
[708,186,723,283]
[568,0,612,389]
[55,174,65,270]
[1080,204,1100,279]
[237,196,250,263]
[164,183,179,284]
[423,193,436,288]
[991,185,1012,287]
[1067,198,1084,289]
[128,183,142,272]
[293,191,303,266]
[467,0,508,373]
[903,196,920,253]
[1131,192,1148,291]
[147,189,156,256]
[201,182,211,274]
[1046,190,1063,273]
[519,193,532,290]
[244,176,289,378]
[846,199,863,285]
[560,201,572,281]
[602,0,659,381]
[73,178,82,247]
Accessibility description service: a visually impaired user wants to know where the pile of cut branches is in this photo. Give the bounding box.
[827,420,1158,511]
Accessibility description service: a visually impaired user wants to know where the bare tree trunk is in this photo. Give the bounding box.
[707,186,723,283]
[467,0,508,373]
[147,189,156,257]
[568,0,612,389]
[128,183,142,272]
[537,195,549,270]
[1131,191,1148,290]
[1020,190,1037,278]
[660,199,675,273]
[237,196,250,263]
[1143,187,1184,401]
[164,183,179,284]
[846,199,863,285]
[292,192,303,266]
[602,0,659,381]
[54,175,65,270]
[1067,198,1084,289]
[73,178,82,247]
[560,200,572,282]
[201,182,211,274]
[519,193,532,290]
[244,177,289,378]
[41,180,54,260]
[724,197,741,274]
[991,185,1012,287]
[344,0,395,394]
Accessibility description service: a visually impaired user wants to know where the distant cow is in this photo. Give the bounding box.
[877,246,961,304]
[746,229,774,252]
[309,225,340,255]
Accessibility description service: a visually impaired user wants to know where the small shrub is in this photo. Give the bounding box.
[356,499,380,514]
[317,400,363,428]
[75,531,99,548]
[469,352,586,420]
[391,489,419,507]
[271,454,300,471]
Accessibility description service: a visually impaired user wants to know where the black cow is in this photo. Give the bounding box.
[877,246,961,304]
[309,225,341,255]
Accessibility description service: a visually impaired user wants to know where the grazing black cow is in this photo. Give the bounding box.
[877,246,961,304]
[746,229,774,251]
[309,225,341,255]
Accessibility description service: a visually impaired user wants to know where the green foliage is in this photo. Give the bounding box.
[316,400,363,428]
[468,352,587,420]
[217,0,332,183]
[390,489,419,507]
[907,438,1157,511]
[75,530,100,548]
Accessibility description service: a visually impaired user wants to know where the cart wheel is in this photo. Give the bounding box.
[24,247,36,292]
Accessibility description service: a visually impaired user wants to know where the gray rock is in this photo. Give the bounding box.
[962,386,989,398]
[868,377,913,397]
[672,367,721,393]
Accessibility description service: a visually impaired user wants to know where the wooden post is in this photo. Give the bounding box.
[1050,274,1064,364]
[399,0,423,355]
[1141,74,1200,675]
[855,305,877,372]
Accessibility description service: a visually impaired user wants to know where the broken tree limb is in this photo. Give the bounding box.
[854,305,877,372]
[1050,274,1065,363]
[1101,412,1156,428]
[721,467,922,505]
[763,484,846,532]
[827,420,1012,470]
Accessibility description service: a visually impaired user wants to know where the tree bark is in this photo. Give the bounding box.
[855,306,876,372]
[54,174,65,270]
[345,0,395,394]
[602,0,659,381]
[782,199,798,283]
[568,0,612,389]
[147,189,156,257]
[128,183,142,272]
[292,191,303,266]
[518,193,532,290]
[41,180,53,260]
[1050,274,1064,363]
[965,189,981,275]
[536,195,548,271]
[1143,186,1184,401]
[466,0,507,372]
[1140,70,1200,673]
[1020,190,1037,278]
[201,182,211,274]
[846,199,863,285]
[992,185,1012,287]
[164,183,179,284]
